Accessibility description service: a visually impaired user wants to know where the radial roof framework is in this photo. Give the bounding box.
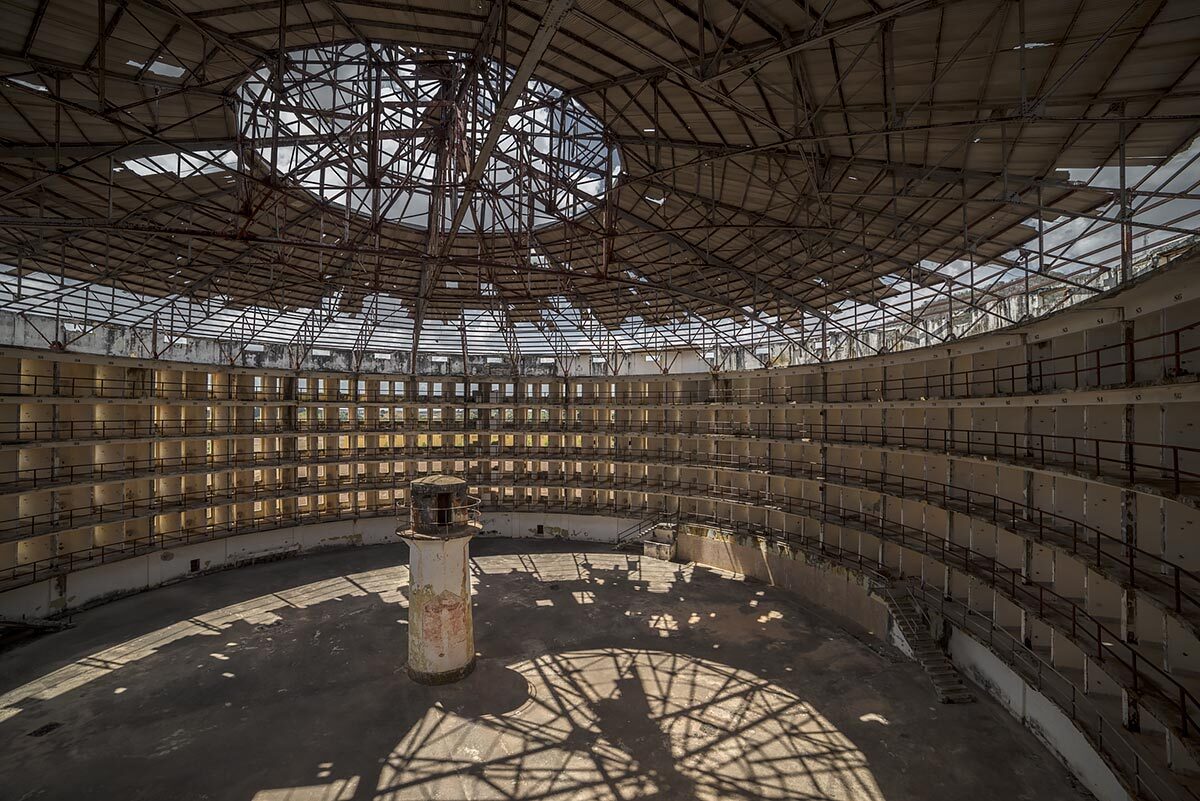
[0,0,1198,370]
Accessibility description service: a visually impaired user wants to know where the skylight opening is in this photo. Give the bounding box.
[126,59,186,78]
[8,77,47,92]
[238,43,620,233]
[123,149,236,178]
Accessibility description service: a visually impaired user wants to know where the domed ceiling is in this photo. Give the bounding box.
[0,0,1197,367]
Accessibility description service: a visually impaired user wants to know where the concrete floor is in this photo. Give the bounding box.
[0,539,1091,801]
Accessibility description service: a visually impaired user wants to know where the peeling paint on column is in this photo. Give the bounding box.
[400,475,480,684]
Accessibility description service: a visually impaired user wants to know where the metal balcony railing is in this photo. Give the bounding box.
[2,470,1200,748]
[2,443,1196,626]
[2,418,1195,496]
[2,474,1200,777]
[0,319,1194,403]
[401,495,482,537]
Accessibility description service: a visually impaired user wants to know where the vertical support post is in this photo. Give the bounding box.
[1119,114,1133,285]
[97,0,106,108]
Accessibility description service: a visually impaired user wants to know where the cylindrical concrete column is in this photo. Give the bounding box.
[400,475,480,684]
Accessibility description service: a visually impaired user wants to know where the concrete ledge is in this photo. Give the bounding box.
[949,629,1129,801]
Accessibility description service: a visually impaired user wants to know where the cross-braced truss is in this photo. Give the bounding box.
[237,42,617,233]
[0,0,1197,367]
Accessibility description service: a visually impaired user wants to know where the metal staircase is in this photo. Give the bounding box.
[881,584,975,704]
[613,510,678,550]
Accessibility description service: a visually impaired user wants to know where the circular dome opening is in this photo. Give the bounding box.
[238,43,621,233]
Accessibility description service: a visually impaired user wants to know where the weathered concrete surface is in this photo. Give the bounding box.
[0,539,1091,801]
[402,534,475,684]
[678,529,892,638]
[403,475,477,684]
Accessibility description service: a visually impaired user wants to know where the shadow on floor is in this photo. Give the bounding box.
[0,539,1084,801]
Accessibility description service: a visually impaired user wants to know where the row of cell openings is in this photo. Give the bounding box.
[294,406,559,423]
[0,367,573,403]
[4,312,1196,401]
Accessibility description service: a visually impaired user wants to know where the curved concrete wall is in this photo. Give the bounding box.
[674,525,1135,801]
[1,252,1198,800]
[0,511,640,620]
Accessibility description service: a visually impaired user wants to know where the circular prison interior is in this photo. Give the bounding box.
[0,542,1091,801]
[1,0,1200,800]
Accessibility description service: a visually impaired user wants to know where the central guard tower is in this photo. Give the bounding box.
[400,475,481,684]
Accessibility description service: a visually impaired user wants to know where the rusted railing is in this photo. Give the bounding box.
[2,418,1195,495]
[0,319,1193,403]
[0,443,1177,609]
[2,470,1198,745]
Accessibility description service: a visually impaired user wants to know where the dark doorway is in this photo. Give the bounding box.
[436,492,453,527]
